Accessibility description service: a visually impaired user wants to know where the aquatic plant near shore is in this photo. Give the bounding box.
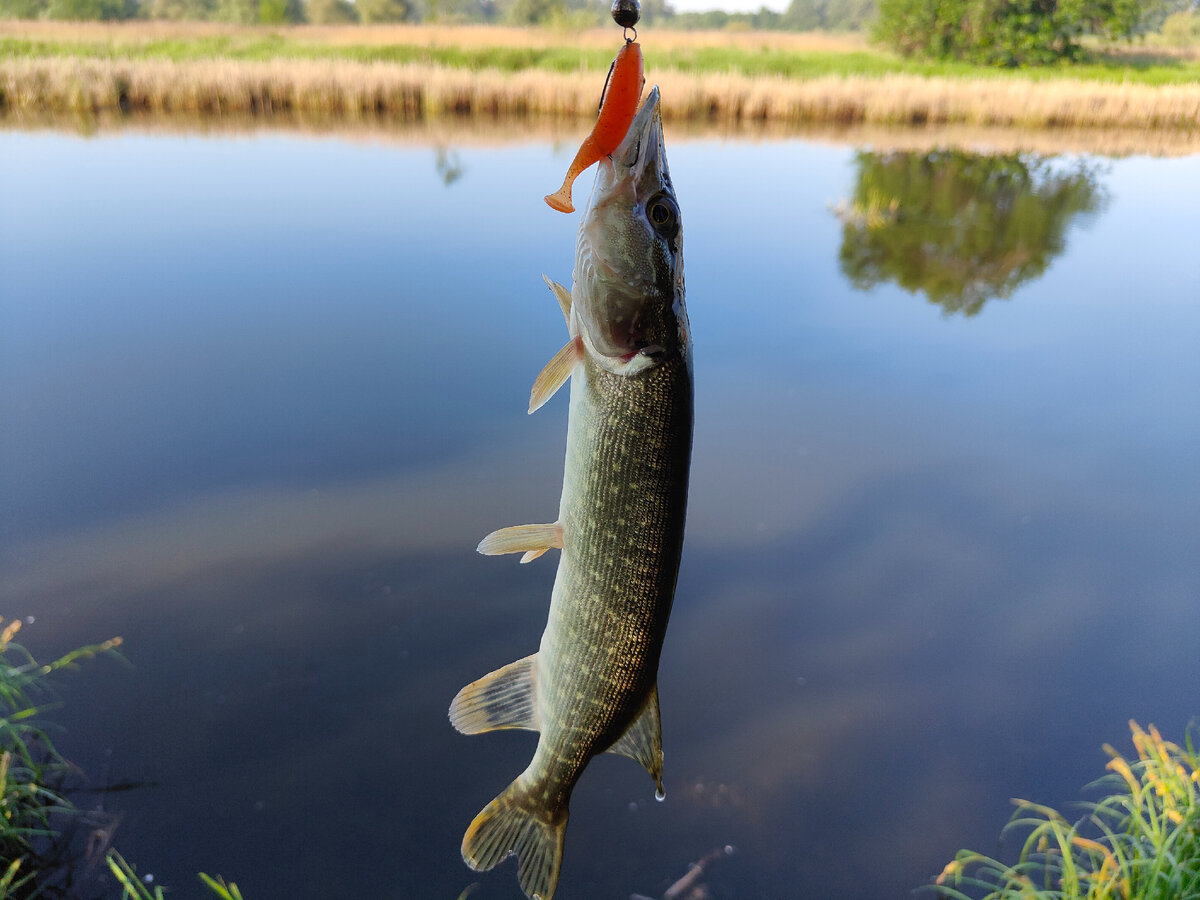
[107,853,246,900]
[0,616,123,897]
[930,721,1200,900]
[0,619,243,900]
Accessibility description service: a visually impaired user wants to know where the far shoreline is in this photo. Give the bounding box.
[2,22,1198,139]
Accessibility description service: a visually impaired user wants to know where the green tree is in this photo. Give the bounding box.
[146,0,215,19]
[1161,8,1200,44]
[837,150,1106,315]
[306,0,357,19]
[874,0,1147,64]
[213,0,258,22]
[783,0,877,30]
[503,0,566,24]
[45,0,134,17]
[258,0,303,22]
[418,0,502,20]
[357,0,413,21]
[0,0,48,17]
[1144,0,1193,33]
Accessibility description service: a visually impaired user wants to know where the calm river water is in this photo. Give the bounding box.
[1,124,1198,900]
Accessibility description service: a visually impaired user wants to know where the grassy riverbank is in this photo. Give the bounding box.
[933,721,1200,900]
[2,21,1200,128]
[0,618,246,900]
[3,22,1199,83]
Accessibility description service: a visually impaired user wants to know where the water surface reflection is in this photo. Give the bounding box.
[1,128,1198,900]
[836,150,1108,314]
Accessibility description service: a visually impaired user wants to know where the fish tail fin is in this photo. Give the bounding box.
[462,777,567,900]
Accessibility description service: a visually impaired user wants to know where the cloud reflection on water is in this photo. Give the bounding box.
[2,129,1198,900]
[5,390,1195,898]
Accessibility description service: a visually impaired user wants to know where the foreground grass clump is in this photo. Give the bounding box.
[0,617,243,899]
[0,616,123,896]
[932,721,1200,900]
[107,853,246,900]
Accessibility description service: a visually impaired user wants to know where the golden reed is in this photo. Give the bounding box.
[3,56,1200,129]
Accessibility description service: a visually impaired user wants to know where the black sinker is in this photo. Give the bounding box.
[612,0,640,29]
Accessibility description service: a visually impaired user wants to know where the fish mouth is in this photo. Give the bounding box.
[617,85,664,181]
[574,85,679,365]
[595,86,666,199]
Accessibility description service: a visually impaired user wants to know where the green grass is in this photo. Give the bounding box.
[1,31,1197,85]
[930,721,1200,900]
[0,616,123,896]
[107,853,247,900]
[0,617,243,900]
[4,614,1197,898]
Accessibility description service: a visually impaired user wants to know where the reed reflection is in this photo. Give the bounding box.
[836,150,1107,314]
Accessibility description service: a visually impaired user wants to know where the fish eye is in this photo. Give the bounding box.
[646,194,679,238]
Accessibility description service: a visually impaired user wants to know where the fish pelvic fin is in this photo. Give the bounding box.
[528,337,582,415]
[449,653,539,735]
[541,274,573,329]
[606,685,664,796]
[477,523,563,564]
[462,777,567,900]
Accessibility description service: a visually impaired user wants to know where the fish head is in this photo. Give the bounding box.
[573,86,688,373]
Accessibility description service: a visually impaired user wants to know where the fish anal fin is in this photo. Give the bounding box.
[462,776,567,900]
[477,523,563,561]
[606,685,664,794]
[541,274,573,329]
[449,654,539,735]
[529,337,582,415]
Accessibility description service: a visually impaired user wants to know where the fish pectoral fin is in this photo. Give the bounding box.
[606,685,664,795]
[528,337,583,415]
[449,653,539,735]
[477,522,564,564]
[542,274,573,329]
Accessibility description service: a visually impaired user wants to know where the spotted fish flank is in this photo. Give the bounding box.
[450,86,692,900]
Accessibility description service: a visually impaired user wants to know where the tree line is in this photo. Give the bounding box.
[874,0,1195,64]
[0,0,870,29]
[1,0,1193,64]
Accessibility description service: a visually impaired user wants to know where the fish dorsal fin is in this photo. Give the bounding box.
[542,274,573,329]
[528,337,583,415]
[449,654,539,735]
[477,522,564,564]
[606,685,664,794]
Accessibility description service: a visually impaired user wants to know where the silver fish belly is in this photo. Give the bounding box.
[450,86,691,900]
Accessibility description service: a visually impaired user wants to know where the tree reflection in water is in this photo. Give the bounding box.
[836,150,1108,315]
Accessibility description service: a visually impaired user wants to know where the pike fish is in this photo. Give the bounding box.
[449,86,692,900]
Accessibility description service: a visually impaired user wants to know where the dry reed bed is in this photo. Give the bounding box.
[3,57,1200,129]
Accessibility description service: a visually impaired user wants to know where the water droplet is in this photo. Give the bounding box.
[143,874,155,884]
[654,787,666,802]
[724,845,735,856]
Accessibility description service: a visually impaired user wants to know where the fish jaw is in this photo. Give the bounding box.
[573,86,687,373]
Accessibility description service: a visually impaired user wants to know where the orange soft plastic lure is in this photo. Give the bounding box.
[544,41,645,214]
